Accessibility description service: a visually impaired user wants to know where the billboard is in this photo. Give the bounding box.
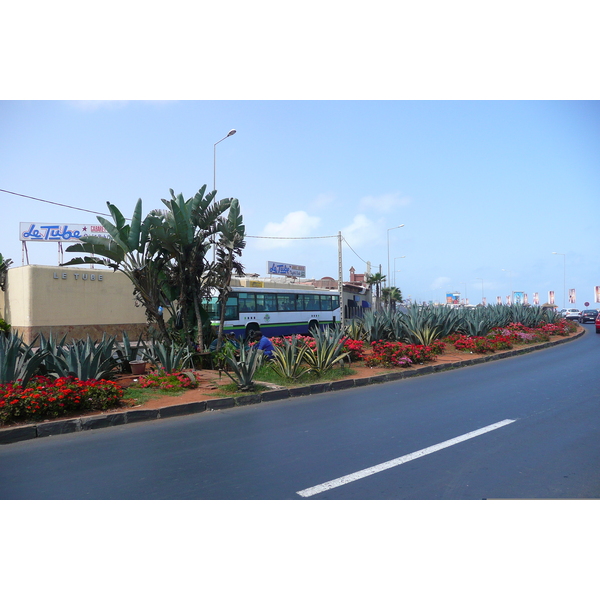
[569,289,576,304]
[267,261,306,277]
[514,291,525,305]
[20,222,108,242]
[446,292,460,305]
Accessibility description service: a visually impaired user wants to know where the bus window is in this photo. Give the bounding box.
[238,292,256,312]
[206,296,238,320]
[301,294,320,311]
[256,293,277,312]
[277,293,296,311]
[224,296,239,320]
[204,297,219,319]
[320,295,333,311]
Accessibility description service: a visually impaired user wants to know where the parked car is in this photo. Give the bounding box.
[596,312,600,334]
[579,309,598,323]
[564,308,581,320]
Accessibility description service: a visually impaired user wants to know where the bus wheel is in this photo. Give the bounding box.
[245,323,260,342]
[308,320,319,335]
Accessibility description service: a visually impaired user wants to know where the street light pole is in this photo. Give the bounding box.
[475,277,484,305]
[393,256,405,287]
[213,129,236,192]
[387,225,404,287]
[502,269,513,304]
[212,129,236,260]
[552,252,566,308]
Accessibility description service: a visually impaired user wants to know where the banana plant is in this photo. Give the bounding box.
[154,186,235,351]
[63,199,171,342]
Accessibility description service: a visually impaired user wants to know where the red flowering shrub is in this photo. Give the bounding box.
[365,340,442,368]
[270,335,316,350]
[0,376,124,425]
[342,338,366,361]
[448,320,577,355]
[138,371,196,390]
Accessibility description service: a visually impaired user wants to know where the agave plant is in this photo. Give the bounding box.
[37,332,68,377]
[344,319,366,342]
[0,332,47,385]
[269,335,312,382]
[141,339,193,374]
[360,309,390,343]
[53,335,119,380]
[458,307,495,337]
[303,326,350,377]
[224,343,263,391]
[114,330,146,373]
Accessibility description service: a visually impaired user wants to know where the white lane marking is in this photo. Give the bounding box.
[296,418,516,498]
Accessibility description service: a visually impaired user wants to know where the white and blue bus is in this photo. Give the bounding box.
[205,285,341,340]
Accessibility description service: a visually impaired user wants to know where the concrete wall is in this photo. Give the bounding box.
[1,265,148,344]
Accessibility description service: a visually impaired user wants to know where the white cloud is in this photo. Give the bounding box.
[359,192,411,213]
[340,213,383,255]
[256,211,321,249]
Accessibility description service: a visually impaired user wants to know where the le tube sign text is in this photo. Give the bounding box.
[53,272,104,281]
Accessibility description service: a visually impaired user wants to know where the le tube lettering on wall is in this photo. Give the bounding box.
[53,272,103,281]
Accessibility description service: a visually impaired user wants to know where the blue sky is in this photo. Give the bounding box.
[1,100,598,307]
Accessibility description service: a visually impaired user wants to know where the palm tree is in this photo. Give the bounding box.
[365,272,386,311]
[381,286,403,311]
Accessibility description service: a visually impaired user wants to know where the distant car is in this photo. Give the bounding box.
[564,308,581,320]
[596,312,600,334]
[579,309,598,323]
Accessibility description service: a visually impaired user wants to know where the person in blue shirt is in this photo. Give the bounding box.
[252,329,275,359]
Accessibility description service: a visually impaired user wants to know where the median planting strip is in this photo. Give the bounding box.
[0,328,585,445]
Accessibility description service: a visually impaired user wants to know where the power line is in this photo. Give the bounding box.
[2,188,373,266]
[0,188,112,217]
[341,236,369,265]
[246,235,337,240]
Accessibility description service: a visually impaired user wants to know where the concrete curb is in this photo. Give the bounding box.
[0,328,585,445]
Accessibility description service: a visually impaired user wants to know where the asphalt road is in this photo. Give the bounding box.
[1,325,599,499]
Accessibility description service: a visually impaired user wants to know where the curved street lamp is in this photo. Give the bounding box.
[213,129,237,191]
[394,256,405,287]
[212,129,236,260]
[475,277,484,305]
[387,225,404,286]
[552,252,566,308]
[502,269,513,304]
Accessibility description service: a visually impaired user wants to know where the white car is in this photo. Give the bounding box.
[564,308,581,320]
